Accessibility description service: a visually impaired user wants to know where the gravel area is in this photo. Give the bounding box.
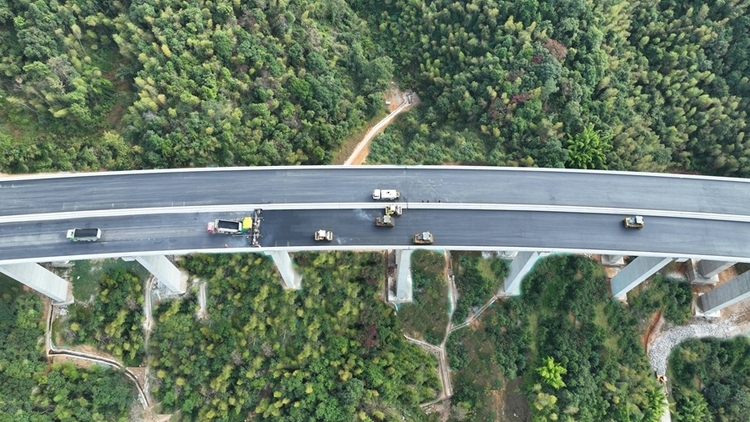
[648,317,750,375]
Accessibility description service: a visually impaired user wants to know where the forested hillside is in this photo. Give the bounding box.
[0,0,391,171]
[0,278,135,421]
[150,252,441,420]
[358,0,750,176]
[2,0,748,175]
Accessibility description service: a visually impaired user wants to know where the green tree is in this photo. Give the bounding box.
[536,356,567,389]
[566,124,611,170]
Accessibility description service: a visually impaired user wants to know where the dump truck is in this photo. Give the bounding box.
[375,214,395,227]
[66,228,102,242]
[372,189,400,200]
[624,215,644,229]
[384,204,403,216]
[314,229,334,241]
[207,217,253,234]
[413,231,434,244]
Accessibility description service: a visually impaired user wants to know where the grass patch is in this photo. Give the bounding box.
[397,250,449,345]
[448,299,530,420]
[69,258,148,301]
[330,109,388,164]
[451,252,508,323]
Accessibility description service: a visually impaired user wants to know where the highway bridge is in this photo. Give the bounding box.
[1,166,749,314]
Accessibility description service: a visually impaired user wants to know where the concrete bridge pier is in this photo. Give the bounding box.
[610,256,673,299]
[601,255,625,266]
[389,250,413,303]
[0,262,72,303]
[502,251,546,296]
[688,259,737,285]
[264,251,302,290]
[699,270,750,315]
[132,255,188,293]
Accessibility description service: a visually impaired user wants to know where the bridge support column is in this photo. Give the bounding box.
[0,263,72,303]
[699,270,750,315]
[610,256,672,299]
[688,259,737,285]
[602,255,625,266]
[134,255,187,293]
[502,252,545,296]
[390,250,413,303]
[264,251,302,290]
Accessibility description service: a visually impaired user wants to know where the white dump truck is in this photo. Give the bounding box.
[372,189,400,200]
[66,228,102,242]
[207,217,253,234]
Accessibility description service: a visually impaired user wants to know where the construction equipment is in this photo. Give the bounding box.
[384,204,403,216]
[207,217,252,234]
[413,231,434,244]
[624,215,645,229]
[376,215,395,227]
[314,229,334,241]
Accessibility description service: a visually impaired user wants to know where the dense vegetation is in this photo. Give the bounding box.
[398,250,450,345]
[452,253,507,323]
[0,0,391,172]
[0,277,135,421]
[447,255,665,421]
[669,337,750,422]
[628,274,693,326]
[150,252,441,421]
[359,0,750,176]
[2,0,749,175]
[63,267,146,366]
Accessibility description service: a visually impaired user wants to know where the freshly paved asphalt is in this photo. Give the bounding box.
[1,209,749,263]
[1,166,750,263]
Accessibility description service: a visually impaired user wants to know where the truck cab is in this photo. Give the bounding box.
[624,215,645,229]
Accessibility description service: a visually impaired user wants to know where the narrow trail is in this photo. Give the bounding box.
[46,300,150,408]
[197,280,207,320]
[344,91,414,165]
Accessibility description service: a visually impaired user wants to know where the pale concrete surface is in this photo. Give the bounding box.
[700,270,750,314]
[0,262,72,302]
[601,254,625,266]
[390,249,413,303]
[611,256,672,298]
[502,251,544,295]
[135,255,187,293]
[264,250,302,290]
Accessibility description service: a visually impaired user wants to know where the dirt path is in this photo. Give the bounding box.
[46,300,149,407]
[344,89,417,165]
[197,280,207,320]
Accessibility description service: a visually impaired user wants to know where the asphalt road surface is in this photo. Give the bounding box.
[2,209,749,263]
[2,166,750,217]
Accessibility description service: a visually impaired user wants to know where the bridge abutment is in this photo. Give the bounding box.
[0,262,72,303]
[264,251,302,290]
[610,256,673,299]
[132,255,187,293]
